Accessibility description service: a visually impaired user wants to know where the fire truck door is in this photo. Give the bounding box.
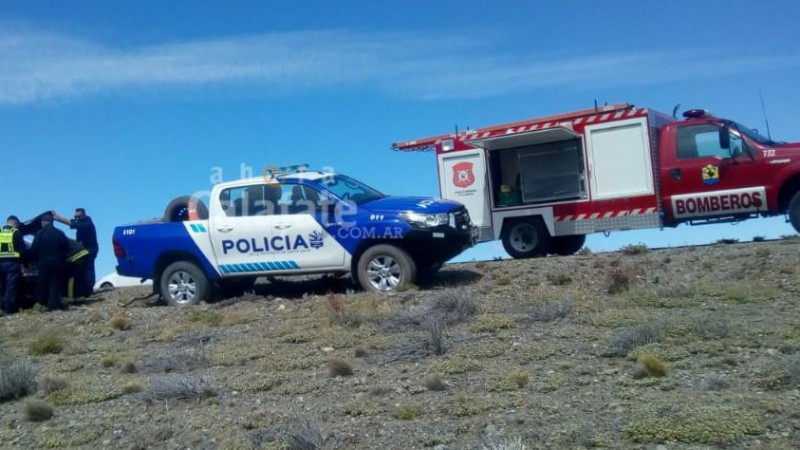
[438,150,490,228]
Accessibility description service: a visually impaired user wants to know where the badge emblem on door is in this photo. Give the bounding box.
[702,164,719,185]
[452,162,475,188]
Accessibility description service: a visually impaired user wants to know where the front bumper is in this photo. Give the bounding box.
[403,224,478,266]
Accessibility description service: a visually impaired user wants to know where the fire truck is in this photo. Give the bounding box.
[393,103,800,258]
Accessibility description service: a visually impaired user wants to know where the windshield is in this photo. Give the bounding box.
[317,174,385,204]
[732,121,774,145]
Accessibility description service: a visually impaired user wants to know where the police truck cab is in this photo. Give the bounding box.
[112,167,476,305]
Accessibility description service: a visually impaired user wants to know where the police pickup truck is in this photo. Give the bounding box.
[113,168,477,305]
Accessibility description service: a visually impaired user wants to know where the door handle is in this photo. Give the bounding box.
[274,224,292,230]
[670,168,682,180]
[217,227,234,233]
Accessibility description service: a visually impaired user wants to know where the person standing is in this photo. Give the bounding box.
[0,215,25,314]
[31,213,70,310]
[54,208,98,296]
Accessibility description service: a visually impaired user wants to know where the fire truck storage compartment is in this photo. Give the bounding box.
[475,127,585,207]
[584,117,655,200]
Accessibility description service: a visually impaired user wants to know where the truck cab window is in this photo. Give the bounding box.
[677,124,743,159]
[277,184,324,215]
[220,185,280,217]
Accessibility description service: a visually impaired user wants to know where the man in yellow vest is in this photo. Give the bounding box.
[0,215,26,314]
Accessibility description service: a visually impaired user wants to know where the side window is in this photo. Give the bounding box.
[676,124,741,160]
[220,184,280,217]
[276,184,324,215]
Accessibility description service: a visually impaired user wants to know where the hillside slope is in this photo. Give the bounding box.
[1,239,799,449]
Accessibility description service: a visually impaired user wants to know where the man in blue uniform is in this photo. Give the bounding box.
[0,215,25,314]
[54,208,98,297]
[31,213,70,310]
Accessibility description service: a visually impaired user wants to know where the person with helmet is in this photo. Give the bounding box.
[0,215,25,314]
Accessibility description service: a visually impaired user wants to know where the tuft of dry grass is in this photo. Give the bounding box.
[607,323,662,357]
[547,272,573,286]
[109,313,131,331]
[120,362,137,374]
[39,375,68,395]
[393,404,424,420]
[530,299,573,322]
[510,370,530,388]
[621,243,649,255]
[424,317,448,355]
[24,399,54,422]
[425,373,446,391]
[101,354,118,368]
[607,265,642,294]
[145,375,218,402]
[353,346,368,358]
[28,332,65,356]
[121,381,144,394]
[327,358,354,377]
[638,353,667,377]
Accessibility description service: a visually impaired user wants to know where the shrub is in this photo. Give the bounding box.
[109,314,131,331]
[703,375,730,391]
[607,265,641,294]
[483,437,528,450]
[39,375,68,395]
[283,416,324,450]
[547,272,573,286]
[472,314,517,332]
[577,247,593,256]
[752,235,766,242]
[429,288,480,325]
[393,404,424,420]
[0,362,39,401]
[424,317,447,355]
[621,243,649,255]
[187,309,223,327]
[757,354,800,390]
[607,323,662,357]
[120,361,138,374]
[530,299,573,322]
[715,238,739,245]
[145,375,218,401]
[24,399,54,422]
[327,358,353,377]
[425,373,446,391]
[28,332,65,356]
[353,346,367,358]
[638,353,667,377]
[623,405,762,444]
[754,248,771,258]
[139,350,208,374]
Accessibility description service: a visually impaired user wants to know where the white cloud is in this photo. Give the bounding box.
[0,26,796,105]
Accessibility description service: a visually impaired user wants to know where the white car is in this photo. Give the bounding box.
[94,272,153,290]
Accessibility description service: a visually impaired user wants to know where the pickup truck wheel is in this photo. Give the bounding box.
[789,192,800,233]
[549,235,586,256]
[160,261,210,306]
[357,245,417,292]
[501,218,550,259]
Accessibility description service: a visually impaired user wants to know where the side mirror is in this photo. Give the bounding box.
[718,126,730,149]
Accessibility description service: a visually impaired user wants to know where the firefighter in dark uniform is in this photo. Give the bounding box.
[31,213,70,310]
[54,208,98,297]
[0,215,25,314]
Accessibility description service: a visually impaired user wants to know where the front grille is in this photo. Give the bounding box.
[452,207,472,231]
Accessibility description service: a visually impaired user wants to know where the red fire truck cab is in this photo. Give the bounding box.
[393,103,800,258]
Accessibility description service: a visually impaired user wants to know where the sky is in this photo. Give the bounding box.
[1,0,799,277]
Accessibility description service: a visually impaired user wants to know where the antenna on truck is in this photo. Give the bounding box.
[671,103,681,119]
[759,91,773,141]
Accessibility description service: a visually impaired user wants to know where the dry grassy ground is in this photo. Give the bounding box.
[1,238,800,450]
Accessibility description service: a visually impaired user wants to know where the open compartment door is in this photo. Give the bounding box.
[438,150,490,228]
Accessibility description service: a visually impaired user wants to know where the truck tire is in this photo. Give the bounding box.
[160,261,210,306]
[549,235,586,256]
[164,195,209,222]
[501,217,550,259]
[356,244,417,292]
[789,192,800,233]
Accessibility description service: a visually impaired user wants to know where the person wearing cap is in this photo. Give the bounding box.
[30,213,70,310]
[54,208,98,296]
[0,215,26,314]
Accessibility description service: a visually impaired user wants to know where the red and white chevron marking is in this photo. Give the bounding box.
[460,108,647,143]
[554,207,657,222]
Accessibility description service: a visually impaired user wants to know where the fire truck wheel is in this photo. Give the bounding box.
[789,192,800,233]
[549,235,586,256]
[501,218,551,259]
[160,261,210,306]
[357,244,417,292]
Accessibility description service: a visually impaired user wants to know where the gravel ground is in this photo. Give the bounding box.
[1,238,800,449]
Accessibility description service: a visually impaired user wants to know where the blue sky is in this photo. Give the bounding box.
[2,0,799,276]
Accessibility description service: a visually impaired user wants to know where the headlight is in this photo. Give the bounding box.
[399,211,450,228]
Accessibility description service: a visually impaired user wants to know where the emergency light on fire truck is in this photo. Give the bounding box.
[394,103,800,259]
